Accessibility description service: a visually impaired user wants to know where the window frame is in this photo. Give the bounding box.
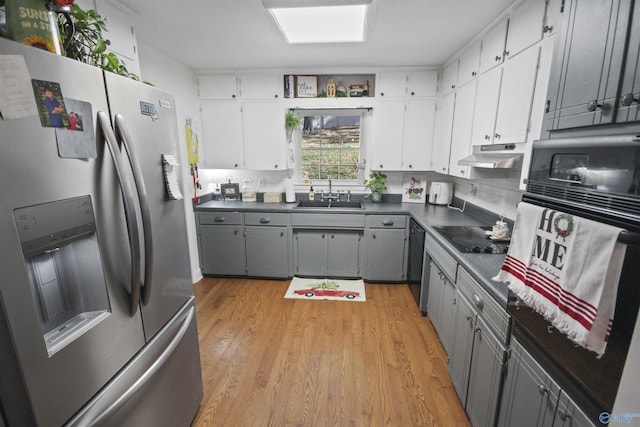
[292,108,369,186]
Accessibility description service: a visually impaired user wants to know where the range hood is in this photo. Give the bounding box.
[458,143,524,168]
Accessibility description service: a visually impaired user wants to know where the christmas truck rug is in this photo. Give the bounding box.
[285,277,366,302]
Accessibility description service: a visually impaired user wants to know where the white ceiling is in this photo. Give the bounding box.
[118,0,518,72]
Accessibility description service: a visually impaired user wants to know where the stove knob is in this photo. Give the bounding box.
[484,246,493,253]
[472,246,482,253]
[503,246,509,254]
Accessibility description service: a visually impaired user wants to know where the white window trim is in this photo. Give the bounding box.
[292,108,371,188]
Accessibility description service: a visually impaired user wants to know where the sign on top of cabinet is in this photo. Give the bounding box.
[199,75,238,100]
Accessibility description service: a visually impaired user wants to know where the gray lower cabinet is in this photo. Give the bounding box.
[427,261,456,354]
[449,290,475,405]
[294,230,362,278]
[244,213,290,278]
[197,212,245,276]
[499,339,595,427]
[363,219,407,281]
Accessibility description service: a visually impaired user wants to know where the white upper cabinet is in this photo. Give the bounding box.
[432,91,456,174]
[402,99,436,170]
[371,99,405,170]
[479,19,508,74]
[200,101,244,169]
[494,45,541,144]
[242,101,286,170]
[240,74,282,100]
[407,71,438,97]
[377,71,408,98]
[441,60,459,95]
[449,81,477,179]
[471,67,502,145]
[94,0,140,77]
[199,75,239,100]
[458,41,481,87]
[505,0,548,59]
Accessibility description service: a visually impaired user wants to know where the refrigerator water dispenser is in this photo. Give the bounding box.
[14,196,111,356]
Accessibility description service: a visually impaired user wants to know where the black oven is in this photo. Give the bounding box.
[511,134,640,420]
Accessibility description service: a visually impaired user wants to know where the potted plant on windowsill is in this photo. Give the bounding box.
[285,111,301,142]
[364,172,387,203]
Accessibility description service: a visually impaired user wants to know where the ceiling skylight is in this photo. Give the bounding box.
[263,0,372,43]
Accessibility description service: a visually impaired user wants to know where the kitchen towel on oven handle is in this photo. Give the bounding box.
[493,202,626,357]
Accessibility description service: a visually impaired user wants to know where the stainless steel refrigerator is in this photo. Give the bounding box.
[0,37,203,426]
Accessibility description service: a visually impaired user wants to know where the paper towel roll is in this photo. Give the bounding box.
[285,178,296,203]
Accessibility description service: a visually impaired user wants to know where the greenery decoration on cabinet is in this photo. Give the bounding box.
[364,172,387,202]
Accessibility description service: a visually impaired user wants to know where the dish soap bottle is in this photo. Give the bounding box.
[309,186,315,201]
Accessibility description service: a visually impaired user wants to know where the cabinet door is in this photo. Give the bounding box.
[240,74,282,100]
[295,231,328,276]
[327,232,361,278]
[201,102,244,169]
[95,0,140,77]
[506,0,547,58]
[617,1,640,123]
[449,81,477,179]
[377,71,407,97]
[402,99,436,171]
[432,92,455,173]
[408,70,438,97]
[465,316,508,427]
[494,46,540,144]
[498,339,559,427]
[427,261,443,331]
[441,60,459,95]
[459,42,481,87]
[439,276,456,355]
[199,75,238,100]
[245,226,289,278]
[449,291,475,405]
[479,19,508,74]
[242,101,286,170]
[372,100,405,170]
[199,225,245,276]
[471,67,502,145]
[364,228,406,281]
[554,390,595,427]
[545,0,632,130]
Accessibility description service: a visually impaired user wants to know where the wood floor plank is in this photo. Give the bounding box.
[191,278,470,427]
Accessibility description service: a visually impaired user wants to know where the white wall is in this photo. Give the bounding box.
[137,41,203,283]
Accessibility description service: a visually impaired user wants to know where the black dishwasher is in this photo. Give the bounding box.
[408,219,425,308]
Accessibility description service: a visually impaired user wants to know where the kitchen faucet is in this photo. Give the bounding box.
[322,179,339,201]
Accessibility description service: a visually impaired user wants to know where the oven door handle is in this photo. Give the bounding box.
[618,231,640,247]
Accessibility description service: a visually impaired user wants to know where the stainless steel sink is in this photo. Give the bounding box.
[294,200,363,209]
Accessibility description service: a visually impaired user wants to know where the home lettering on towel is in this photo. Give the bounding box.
[534,209,568,270]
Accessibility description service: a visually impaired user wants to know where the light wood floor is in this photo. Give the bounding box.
[191,277,469,427]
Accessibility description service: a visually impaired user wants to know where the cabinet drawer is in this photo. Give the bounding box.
[244,212,290,226]
[198,211,243,225]
[457,266,511,344]
[365,215,407,229]
[291,213,365,228]
[425,233,457,282]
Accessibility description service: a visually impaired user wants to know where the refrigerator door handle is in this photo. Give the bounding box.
[114,114,154,306]
[76,306,195,426]
[98,111,142,316]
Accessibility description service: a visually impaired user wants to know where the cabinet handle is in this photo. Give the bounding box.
[232,94,236,98]
[411,91,415,96]
[382,219,394,226]
[460,169,465,175]
[504,50,510,57]
[557,410,571,422]
[620,93,639,106]
[472,293,483,310]
[587,100,602,111]
[451,85,456,89]
[537,385,549,396]
[322,234,325,238]
[543,25,553,33]
[379,164,384,168]
[233,230,238,235]
[274,94,278,98]
[495,55,502,62]
[274,164,278,168]
[380,92,385,96]
[260,217,271,224]
[372,234,377,239]
[472,71,477,76]
[214,216,226,222]
[408,164,413,168]
[331,235,335,239]
[484,134,491,140]
[234,163,238,168]
[280,231,284,237]
[494,133,501,140]
[466,315,473,322]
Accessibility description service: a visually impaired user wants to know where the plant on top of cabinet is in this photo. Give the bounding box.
[364,172,387,202]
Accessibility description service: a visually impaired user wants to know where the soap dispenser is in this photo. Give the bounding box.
[309,186,315,201]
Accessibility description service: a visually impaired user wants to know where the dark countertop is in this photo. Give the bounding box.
[195,198,510,307]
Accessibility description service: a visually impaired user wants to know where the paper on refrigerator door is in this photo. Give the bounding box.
[162,154,184,200]
[0,55,38,120]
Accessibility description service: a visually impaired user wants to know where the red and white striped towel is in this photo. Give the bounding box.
[493,202,626,357]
